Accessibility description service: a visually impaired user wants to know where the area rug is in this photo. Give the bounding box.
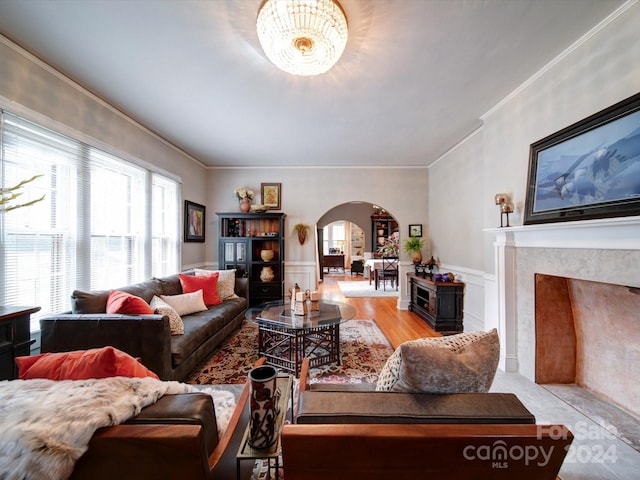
[338,280,398,298]
[187,318,394,385]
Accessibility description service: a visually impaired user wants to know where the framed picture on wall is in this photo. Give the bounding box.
[184,200,206,242]
[261,182,281,210]
[409,224,422,237]
[524,92,640,225]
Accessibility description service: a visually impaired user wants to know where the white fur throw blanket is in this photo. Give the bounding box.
[0,377,236,480]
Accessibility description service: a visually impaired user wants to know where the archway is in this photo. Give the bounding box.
[316,202,398,280]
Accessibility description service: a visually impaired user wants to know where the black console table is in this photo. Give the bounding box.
[407,273,464,334]
[0,306,40,380]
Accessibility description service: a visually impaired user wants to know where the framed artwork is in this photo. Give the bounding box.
[409,224,422,237]
[184,200,206,242]
[261,182,281,210]
[524,92,640,225]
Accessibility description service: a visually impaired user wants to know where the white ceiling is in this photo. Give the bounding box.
[0,0,624,168]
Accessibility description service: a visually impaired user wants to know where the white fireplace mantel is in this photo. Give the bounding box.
[485,216,640,250]
[484,216,640,376]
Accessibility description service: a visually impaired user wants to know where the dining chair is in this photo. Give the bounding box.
[376,256,399,290]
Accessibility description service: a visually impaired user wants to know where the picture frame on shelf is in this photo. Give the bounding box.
[261,182,281,210]
[524,92,640,225]
[184,200,206,242]
[409,224,422,237]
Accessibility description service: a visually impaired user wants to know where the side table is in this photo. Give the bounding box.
[236,373,293,480]
[0,306,40,380]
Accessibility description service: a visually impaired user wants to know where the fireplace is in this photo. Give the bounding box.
[534,274,640,418]
[485,217,640,408]
[488,217,640,450]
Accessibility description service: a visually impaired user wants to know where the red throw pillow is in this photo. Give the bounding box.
[106,290,154,314]
[15,346,159,380]
[179,272,221,306]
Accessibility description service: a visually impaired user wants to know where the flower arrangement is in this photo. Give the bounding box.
[1,174,45,213]
[234,188,255,201]
[377,237,399,257]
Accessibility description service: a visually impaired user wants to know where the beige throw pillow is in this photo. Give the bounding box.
[194,268,238,300]
[376,329,499,393]
[150,296,184,335]
[160,290,207,316]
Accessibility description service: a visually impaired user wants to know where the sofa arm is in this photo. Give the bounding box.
[71,424,210,480]
[39,314,172,379]
[234,277,249,302]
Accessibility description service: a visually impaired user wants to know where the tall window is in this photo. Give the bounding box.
[152,174,179,278]
[0,110,180,330]
[323,221,346,254]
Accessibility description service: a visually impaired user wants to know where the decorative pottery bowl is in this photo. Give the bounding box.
[260,249,275,262]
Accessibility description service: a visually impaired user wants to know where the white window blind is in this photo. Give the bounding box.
[152,173,179,278]
[0,110,180,330]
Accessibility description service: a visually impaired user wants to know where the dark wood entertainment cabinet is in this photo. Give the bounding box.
[0,306,39,380]
[407,273,464,334]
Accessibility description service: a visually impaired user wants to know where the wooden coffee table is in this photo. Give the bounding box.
[246,300,356,376]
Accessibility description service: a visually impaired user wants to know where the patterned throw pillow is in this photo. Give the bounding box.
[375,329,499,393]
[150,295,184,335]
[194,268,238,300]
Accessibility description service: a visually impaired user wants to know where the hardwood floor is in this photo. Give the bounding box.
[317,272,439,348]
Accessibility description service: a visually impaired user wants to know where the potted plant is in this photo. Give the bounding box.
[403,236,424,264]
[292,223,310,245]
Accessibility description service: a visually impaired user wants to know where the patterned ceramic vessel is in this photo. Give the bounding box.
[260,266,274,282]
[248,365,279,449]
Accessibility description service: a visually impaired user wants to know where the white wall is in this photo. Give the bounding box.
[0,37,209,268]
[206,166,428,300]
[428,2,640,338]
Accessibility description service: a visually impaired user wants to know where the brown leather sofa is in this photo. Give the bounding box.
[71,383,256,479]
[39,271,248,381]
[281,358,573,480]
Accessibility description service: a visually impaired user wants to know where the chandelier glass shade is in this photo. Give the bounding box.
[256,0,348,76]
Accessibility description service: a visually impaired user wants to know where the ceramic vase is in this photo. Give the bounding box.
[239,197,251,213]
[248,365,279,449]
[260,266,274,282]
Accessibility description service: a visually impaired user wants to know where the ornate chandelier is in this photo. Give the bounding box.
[256,0,348,76]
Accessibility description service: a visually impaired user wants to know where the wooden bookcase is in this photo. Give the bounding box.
[371,214,398,251]
[217,212,286,307]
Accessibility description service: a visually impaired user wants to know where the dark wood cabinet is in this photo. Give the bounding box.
[407,273,464,334]
[217,212,286,307]
[0,306,39,380]
[371,214,398,251]
[323,254,345,272]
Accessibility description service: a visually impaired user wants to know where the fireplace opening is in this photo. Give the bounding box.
[535,274,640,452]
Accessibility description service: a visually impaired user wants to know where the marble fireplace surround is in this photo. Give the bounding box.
[489,217,640,395]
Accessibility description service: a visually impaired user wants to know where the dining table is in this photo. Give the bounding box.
[364,258,398,289]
